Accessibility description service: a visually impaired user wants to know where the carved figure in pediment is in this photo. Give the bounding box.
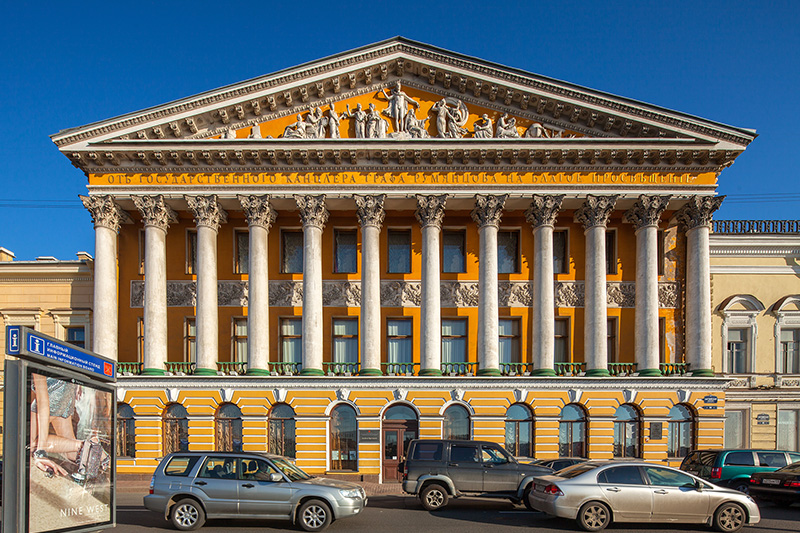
[303,107,327,139]
[380,81,420,133]
[327,103,343,139]
[524,122,546,138]
[283,114,307,139]
[248,124,262,139]
[496,113,520,138]
[345,103,367,138]
[473,114,493,138]
[223,128,237,139]
[432,98,468,138]
[366,103,389,139]
[405,109,430,138]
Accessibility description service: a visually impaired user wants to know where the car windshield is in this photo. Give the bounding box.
[557,463,598,479]
[271,457,313,481]
[777,463,800,474]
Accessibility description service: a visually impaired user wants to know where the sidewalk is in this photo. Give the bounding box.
[115,478,405,497]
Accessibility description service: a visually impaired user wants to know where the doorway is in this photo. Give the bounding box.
[381,404,418,482]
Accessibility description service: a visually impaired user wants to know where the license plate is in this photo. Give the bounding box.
[762,479,780,485]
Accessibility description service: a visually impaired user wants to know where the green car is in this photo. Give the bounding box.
[680,449,800,493]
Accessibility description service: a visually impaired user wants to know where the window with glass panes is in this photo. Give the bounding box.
[280,318,302,363]
[607,318,618,363]
[387,229,411,273]
[559,404,586,457]
[778,409,800,451]
[554,318,569,363]
[215,403,243,452]
[334,229,357,273]
[185,318,196,363]
[163,403,189,455]
[442,319,467,363]
[613,404,641,458]
[553,229,568,274]
[606,229,617,274]
[330,404,358,471]
[505,403,533,458]
[65,326,85,349]
[281,230,303,273]
[138,228,145,274]
[233,318,247,363]
[187,229,198,274]
[443,405,470,440]
[659,317,666,363]
[387,319,413,364]
[499,318,520,364]
[497,230,519,274]
[668,404,694,458]
[442,230,466,273]
[725,409,747,448]
[333,318,358,363]
[117,403,136,458]
[781,328,800,373]
[268,403,296,458]
[727,328,748,373]
[234,229,249,274]
[137,317,144,362]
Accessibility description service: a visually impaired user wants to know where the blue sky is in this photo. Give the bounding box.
[1,1,797,260]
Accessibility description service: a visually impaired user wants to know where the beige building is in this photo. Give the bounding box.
[710,221,800,451]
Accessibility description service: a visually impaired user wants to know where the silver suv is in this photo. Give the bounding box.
[143,451,367,531]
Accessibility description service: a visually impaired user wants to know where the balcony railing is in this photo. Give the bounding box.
[608,362,638,376]
[217,361,247,375]
[441,362,477,376]
[660,362,690,376]
[323,362,360,376]
[712,220,800,234]
[499,363,534,376]
[164,362,196,375]
[268,362,302,375]
[117,362,143,375]
[382,362,419,376]
[555,362,586,376]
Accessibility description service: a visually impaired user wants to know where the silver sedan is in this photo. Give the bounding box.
[528,461,760,532]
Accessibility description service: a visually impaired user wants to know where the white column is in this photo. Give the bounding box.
[416,195,447,376]
[296,195,329,376]
[472,194,507,376]
[186,195,227,376]
[575,195,618,377]
[676,196,723,376]
[625,195,670,376]
[132,195,176,375]
[239,195,276,375]
[525,195,564,376]
[355,195,386,376]
[81,195,130,360]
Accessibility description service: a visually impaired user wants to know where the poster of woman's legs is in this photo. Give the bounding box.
[28,370,113,533]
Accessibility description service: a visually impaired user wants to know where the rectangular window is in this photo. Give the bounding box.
[235,229,249,274]
[138,228,145,275]
[553,229,568,274]
[778,409,799,451]
[499,318,520,364]
[554,318,569,363]
[442,230,466,273]
[387,319,413,364]
[187,229,198,274]
[334,229,358,273]
[333,318,358,363]
[607,318,618,363]
[498,230,520,274]
[281,230,304,273]
[659,317,666,363]
[727,328,748,373]
[657,230,665,276]
[387,229,411,273]
[442,319,467,363]
[280,318,302,363]
[185,318,196,363]
[781,328,800,373]
[65,326,85,349]
[606,229,617,275]
[724,409,747,448]
[137,317,144,363]
[233,318,247,363]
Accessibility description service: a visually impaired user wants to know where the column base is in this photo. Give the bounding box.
[246,368,271,376]
[585,368,610,377]
[419,368,443,376]
[299,368,324,376]
[690,368,715,377]
[531,368,557,376]
[358,368,383,376]
[141,367,165,376]
[194,368,217,376]
[477,368,501,377]
[638,368,662,377]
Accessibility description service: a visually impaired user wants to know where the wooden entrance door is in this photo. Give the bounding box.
[382,423,417,481]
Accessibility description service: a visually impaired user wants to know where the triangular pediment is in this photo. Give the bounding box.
[53,37,755,172]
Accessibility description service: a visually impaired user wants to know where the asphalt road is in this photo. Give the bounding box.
[111,493,800,533]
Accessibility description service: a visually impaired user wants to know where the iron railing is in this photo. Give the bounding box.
[712,220,800,234]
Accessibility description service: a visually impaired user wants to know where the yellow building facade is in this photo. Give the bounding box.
[51,38,756,482]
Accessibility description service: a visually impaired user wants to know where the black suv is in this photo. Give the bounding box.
[401,439,552,510]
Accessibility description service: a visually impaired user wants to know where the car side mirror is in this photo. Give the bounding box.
[694,480,703,492]
[269,473,283,483]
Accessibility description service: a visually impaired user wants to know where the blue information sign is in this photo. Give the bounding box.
[6,325,21,355]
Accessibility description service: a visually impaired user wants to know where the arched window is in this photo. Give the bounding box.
[117,402,136,458]
[215,403,243,452]
[268,403,296,458]
[163,403,189,455]
[384,404,416,420]
[505,403,533,457]
[330,404,357,471]
[613,404,641,458]
[559,404,587,458]
[668,404,695,458]
[443,405,470,440]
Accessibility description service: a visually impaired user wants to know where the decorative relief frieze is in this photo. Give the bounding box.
[607,283,636,308]
[658,282,679,308]
[269,281,303,307]
[380,281,422,307]
[499,282,532,307]
[441,282,479,307]
[322,281,361,307]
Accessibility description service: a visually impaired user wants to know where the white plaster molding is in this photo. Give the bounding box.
[710,265,800,275]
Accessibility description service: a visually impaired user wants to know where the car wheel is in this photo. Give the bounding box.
[713,502,746,533]
[170,498,206,531]
[730,481,750,494]
[523,484,535,511]
[420,483,449,511]
[577,501,611,532]
[298,499,332,532]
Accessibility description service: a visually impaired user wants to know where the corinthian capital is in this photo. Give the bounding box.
[574,195,618,230]
[415,194,447,229]
[186,195,228,232]
[471,194,507,228]
[674,195,724,230]
[238,194,277,230]
[624,195,671,230]
[525,194,564,228]
[80,195,132,232]
[295,194,329,229]
[132,195,177,231]
[355,194,386,229]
